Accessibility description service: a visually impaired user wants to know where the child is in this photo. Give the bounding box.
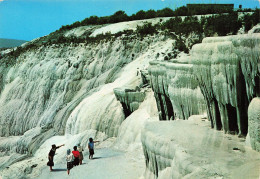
[66,149,74,175]
[78,143,84,165]
[47,144,64,171]
[72,146,80,166]
[88,138,99,159]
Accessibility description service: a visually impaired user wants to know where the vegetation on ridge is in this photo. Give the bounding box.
[0,8,259,66]
[57,6,259,32]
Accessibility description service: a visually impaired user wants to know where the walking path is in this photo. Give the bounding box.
[36,148,145,179]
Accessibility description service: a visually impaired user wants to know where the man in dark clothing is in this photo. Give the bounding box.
[47,144,64,171]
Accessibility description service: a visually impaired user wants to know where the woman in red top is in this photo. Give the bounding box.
[72,146,80,166]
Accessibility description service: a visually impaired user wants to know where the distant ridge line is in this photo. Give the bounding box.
[0,38,27,48]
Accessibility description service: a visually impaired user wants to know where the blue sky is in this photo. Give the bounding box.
[0,0,259,41]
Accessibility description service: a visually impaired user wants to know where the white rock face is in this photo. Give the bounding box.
[191,33,260,135]
[114,87,146,117]
[0,33,171,137]
[114,90,158,152]
[148,33,260,135]
[141,118,260,179]
[248,97,260,152]
[149,58,206,120]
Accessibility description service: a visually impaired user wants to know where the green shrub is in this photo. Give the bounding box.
[82,16,99,25]
[161,17,182,32]
[175,38,189,53]
[243,9,260,32]
[203,12,241,36]
[181,16,202,35]
[136,22,157,36]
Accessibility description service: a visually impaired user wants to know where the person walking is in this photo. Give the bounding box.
[78,143,84,165]
[47,144,64,171]
[88,138,99,159]
[66,149,74,175]
[72,146,80,166]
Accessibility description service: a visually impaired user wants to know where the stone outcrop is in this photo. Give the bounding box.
[149,58,206,120]
[191,34,260,136]
[140,69,150,86]
[149,33,260,137]
[141,120,260,179]
[114,87,146,117]
[248,97,260,152]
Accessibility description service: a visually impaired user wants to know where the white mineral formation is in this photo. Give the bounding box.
[149,57,206,120]
[191,33,260,136]
[0,18,259,179]
[141,117,260,179]
[248,97,260,152]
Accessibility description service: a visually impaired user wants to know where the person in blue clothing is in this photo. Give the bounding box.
[88,138,99,159]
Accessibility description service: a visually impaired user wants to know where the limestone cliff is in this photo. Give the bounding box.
[148,33,260,137]
[191,33,260,136]
[149,58,206,120]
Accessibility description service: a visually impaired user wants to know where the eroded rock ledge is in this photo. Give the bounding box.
[149,58,206,120]
[149,33,260,137]
[114,87,146,118]
[191,34,260,136]
[141,119,260,179]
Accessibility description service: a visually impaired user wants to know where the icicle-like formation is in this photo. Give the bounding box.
[149,61,174,120]
[191,33,260,135]
[149,60,206,120]
[167,62,206,119]
[114,87,146,118]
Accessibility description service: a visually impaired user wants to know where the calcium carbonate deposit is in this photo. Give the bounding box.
[0,17,259,179]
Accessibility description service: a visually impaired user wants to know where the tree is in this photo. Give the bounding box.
[135,10,146,20]
[174,6,188,16]
[145,9,156,19]
[81,16,99,25]
[161,17,182,33]
[109,11,129,23]
[157,8,174,17]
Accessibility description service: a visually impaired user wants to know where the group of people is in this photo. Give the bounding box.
[47,137,99,175]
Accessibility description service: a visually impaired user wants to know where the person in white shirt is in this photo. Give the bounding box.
[66,149,74,175]
[78,143,84,165]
